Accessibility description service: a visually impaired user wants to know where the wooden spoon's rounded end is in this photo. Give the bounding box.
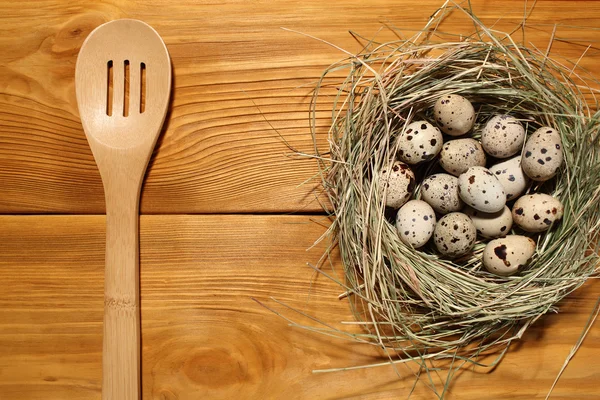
[75,19,172,149]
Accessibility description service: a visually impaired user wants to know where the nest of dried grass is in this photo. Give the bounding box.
[306,2,600,396]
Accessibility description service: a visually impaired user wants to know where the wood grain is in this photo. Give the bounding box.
[0,215,598,399]
[1,1,600,399]
[1,0,600,213]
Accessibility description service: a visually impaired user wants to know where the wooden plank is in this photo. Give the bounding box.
[1,1,600,213]
[0,215,598,399]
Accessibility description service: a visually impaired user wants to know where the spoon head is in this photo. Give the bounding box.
[76,19,171,150]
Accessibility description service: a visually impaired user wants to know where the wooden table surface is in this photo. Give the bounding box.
[1,1,599,399]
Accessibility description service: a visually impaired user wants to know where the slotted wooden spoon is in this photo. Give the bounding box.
[75,19,171,399]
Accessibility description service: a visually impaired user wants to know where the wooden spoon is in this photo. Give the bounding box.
[75,19,171,400]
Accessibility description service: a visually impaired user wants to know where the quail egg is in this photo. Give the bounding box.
[458,166,506,213]
[420,173,464,214]
[379,161,416,209]
[396,120,443,164]
[512,193,564,232]
[489,156,529,201]
[464,205,513,239]
[433,212,477,258]
[395,200,436,248]
[481,115,525,158]
[521,127,564,181]
[433,94,476,136]
[483,235,536,277]
[439,138,487,176]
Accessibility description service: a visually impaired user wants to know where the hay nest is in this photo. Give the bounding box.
[309,2,600,384]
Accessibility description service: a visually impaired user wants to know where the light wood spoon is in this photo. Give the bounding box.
[75,19,171,400]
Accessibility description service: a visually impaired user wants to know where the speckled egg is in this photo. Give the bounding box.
[489,156,529,201]
[433,94,476,136]
[379,161,415,209]
[396,120,443,164]
[439,138,487,176]
[464,205,513,239]
[458,166,506,213]
[481,115,525,158]
[420,173,464,214]
[512,193,564,232]
[483,235,536,277]
[521,127,564,181]
[395,200,436,248]
[433,212,477,258]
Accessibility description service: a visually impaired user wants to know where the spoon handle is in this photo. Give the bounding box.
[103,192,141,400]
